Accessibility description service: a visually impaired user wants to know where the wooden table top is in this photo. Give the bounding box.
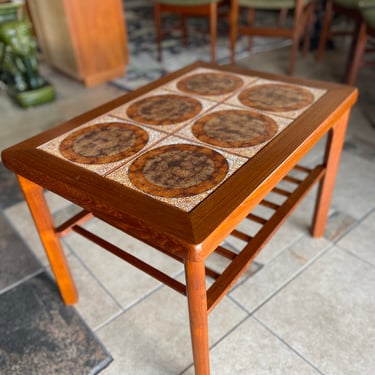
[2,62,358,244]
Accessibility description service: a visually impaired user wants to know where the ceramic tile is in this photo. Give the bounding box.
[226,78,326,119]
[38,115,167,176]
[331,151,375,220]
[337,210,375,266]
[64,218,183,309]
[163,67,258,102]
[255,247,375,375]
[230,235,331,312]
[183,317,320,375]
[109,88,217,133]
[107,135,247,212]
[97,283,247,375]
[175,102,293,158]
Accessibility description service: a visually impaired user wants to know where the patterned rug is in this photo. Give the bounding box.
[0,273,112,375]
[0,163,112,375]
[112,0,292,91]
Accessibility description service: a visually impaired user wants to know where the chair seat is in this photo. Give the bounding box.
[238,0,310,9]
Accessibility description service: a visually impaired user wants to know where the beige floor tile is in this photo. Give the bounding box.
[255,247,375,375]
[230,235,331,312]
[97,284,247,375]
[255,193,318,265]
[64,218,183,308]
[183,317,320,375]
[331,151,375,220]
[63,254,122,331]
[337,210,375,266]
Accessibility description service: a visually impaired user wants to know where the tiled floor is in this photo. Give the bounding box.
[1,41,374,374]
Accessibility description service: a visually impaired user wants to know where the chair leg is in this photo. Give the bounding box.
[344,19,367,85]
[278,8,288,26]
[302,1,316,57]
[289,0,305,75]
[247,8,255,51]
[230,0,240,64]
[317,0,333,62]
[289,36,298,75]
[153,3,163,62]
[209,2,218,63]
[181,15,188,47]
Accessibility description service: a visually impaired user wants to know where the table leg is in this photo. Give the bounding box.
[17,175,78,305]
[185,259,210,375]
[311,111,350,237]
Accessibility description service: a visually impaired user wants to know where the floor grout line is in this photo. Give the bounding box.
[0,268,45,296]
[249,244,334,316]
[252,315,327,375]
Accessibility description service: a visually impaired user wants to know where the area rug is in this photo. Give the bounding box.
[0,273,112,375]
[112,1,291,91]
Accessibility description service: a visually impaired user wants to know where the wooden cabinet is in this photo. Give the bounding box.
[27,0,128,87]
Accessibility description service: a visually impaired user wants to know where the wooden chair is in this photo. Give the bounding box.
[316,0,363,83]
[153,0,224,63]
[229,0,315,75]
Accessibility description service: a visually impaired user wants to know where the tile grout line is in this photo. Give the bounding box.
[61,240,124,311]
[248,244,334,316]
[0,268,45,296]
[95,269,186,333]
[330,206,375,245]
[336,246,375,270]
[178,315,252,375]
[252,315,327,375]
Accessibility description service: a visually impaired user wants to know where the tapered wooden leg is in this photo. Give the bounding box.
[311,111,350,237]
[17,175,78,305]
[185,259,210,375]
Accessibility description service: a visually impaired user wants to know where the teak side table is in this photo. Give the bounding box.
[2,62,358,374]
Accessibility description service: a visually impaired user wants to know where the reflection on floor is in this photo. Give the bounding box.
[1,41,374,375]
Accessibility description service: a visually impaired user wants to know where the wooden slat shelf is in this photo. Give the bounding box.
[51,163,324,311]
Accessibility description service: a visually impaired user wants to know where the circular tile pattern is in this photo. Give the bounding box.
[238,83,314,112]
[192,109,278,148]
[177,72,244,96]
[129,144,229,198]
[59,122,148,164]
[126,94,202,125]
